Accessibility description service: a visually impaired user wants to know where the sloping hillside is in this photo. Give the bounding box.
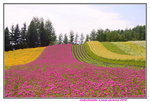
[73,41,146,68]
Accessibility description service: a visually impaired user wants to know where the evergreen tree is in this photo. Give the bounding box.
[40,21,49,46]
[10,25,15,50]
[141,25,145,40]
[85,34,90,42]
[105,32,112,41]
[45,20,56,45]
[74,33,79,44]
[27,20,38,48]
[96,29,105,41]
[20,23,27,48]
[90,29,97,41]
[14,24,21,49]
[5,27,10,51]
[58,33,63,44]
[80,33,84,44]
[32,17,42,46]
[69,30,74,44]
[63,34,68,44]
[51,29,56,45]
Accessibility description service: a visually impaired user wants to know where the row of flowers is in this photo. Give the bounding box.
[4,47,45,67]
[5,44,146,98]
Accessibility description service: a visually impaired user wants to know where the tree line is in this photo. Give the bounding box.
[58,31,84,45]
[5,17,56,51]
[89,25,145,42]
[5,17,145,51]
[57,25,145,44]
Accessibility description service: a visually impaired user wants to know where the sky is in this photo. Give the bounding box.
[4,4,146,37]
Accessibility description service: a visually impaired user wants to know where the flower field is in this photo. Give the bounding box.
[4,41,146,98]
[4,47,45,67]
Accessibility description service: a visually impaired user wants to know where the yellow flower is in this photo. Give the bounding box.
[4,47,45,66]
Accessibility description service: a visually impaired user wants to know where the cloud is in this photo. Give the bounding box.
[5,4,133,36]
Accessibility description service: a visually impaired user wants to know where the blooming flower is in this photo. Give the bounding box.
[4,44,146,98]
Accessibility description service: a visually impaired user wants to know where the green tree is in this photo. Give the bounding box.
[63,34,68,44]
[40,21,49,46]
[5,27,10,51]
[105,32,112,41]
[27,20,38,48]
[32,17,42,46]
[45,20,56,45]
[141,25,145,40]
[58,33,63,44]
[14,24,21,49]
[20,23,28,48]
[10,25,15,50]
[90,29,97,41]
[74,33,79,44]
[80,33,84,44]
[85,34,90,42]
[96,29,106,41]
[69,30,74,44]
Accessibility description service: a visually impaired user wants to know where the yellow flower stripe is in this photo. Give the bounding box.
[4,47,45,66]
[87,41,145,61]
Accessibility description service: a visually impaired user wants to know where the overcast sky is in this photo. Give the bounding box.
[4,4,146,36]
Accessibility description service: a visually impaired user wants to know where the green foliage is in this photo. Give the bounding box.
[96,29,106,41]
[45,19,56,45]
[85,34,90,42]
[74,33,79,44]
[19,23,28,49]
[27,20,39,48]
[69,30,74,44]
[5,17,56,51]
[40,21,49,46]
[13,24,21,49]
[94,25,145,42]
[63,34,68,44]
[90,29,97,41]
[5,27,10,51]
[58,34,63,44]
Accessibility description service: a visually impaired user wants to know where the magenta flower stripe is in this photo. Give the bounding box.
[5,44,146,98]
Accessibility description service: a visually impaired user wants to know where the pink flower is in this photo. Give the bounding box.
[25,85,32,89]
[102,87,107,91]
[79,92,84,96]
[5,44,146,98]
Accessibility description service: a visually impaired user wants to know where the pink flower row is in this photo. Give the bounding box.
[5,44,146,98]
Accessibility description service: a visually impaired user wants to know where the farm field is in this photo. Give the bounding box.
[4,41,146,98]
[4,47,45,67]
[73,41,145,68]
